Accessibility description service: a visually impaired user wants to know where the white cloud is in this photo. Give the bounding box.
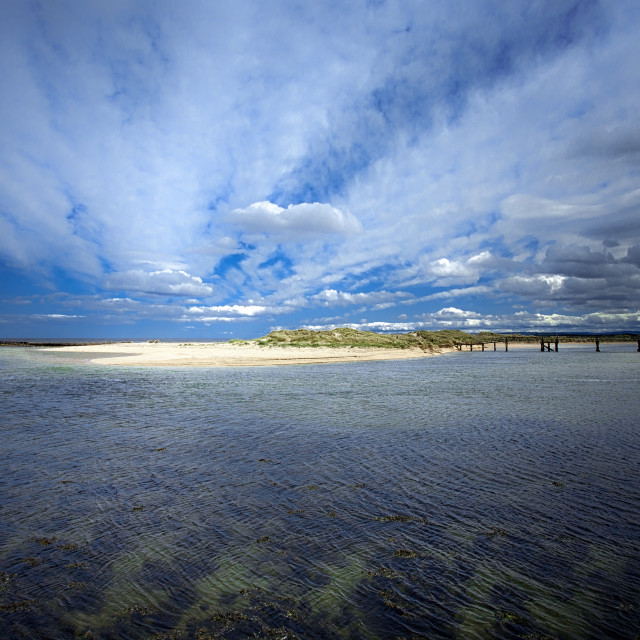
[103,269,214,297]
[467,251,492,265]
[231,201,361,239]
[31,314,84,319]
[435,307,482,318]
[183,316,236,323]
[311,289,410,307]
[499,275,566,297]
[305,308,640,334]
[427,258,478,282]
[187,304,269,317]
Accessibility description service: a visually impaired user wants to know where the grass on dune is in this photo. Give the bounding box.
[253,328,517,349]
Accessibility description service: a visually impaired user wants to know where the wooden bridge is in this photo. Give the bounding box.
[454,337,640,352]
[455,340,510,351]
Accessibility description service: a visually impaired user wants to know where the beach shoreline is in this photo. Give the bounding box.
[35,337,633,367]
[46,341,458,367]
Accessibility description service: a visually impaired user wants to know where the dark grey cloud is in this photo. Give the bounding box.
[622,245,640,268]
[499,243,640,311]
[542,245,612,279]
[582,200,640,245]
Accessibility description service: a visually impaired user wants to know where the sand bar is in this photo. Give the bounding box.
[48,341,456,367]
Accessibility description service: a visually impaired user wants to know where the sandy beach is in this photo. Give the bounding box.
[49,341,457,367]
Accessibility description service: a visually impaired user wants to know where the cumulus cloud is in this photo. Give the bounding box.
[311,289,410,307]
[230,201,361,239]
[103,269,214,297]
[499,275,567,297]
[187,304,269,317]
[434,307,483,319]
[426,258,479,284]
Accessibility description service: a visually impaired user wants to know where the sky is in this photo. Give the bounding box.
[1,0,639,339]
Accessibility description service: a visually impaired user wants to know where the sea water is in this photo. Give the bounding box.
[0,344,639,639]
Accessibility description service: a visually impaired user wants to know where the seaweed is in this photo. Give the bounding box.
[393,549,419,558]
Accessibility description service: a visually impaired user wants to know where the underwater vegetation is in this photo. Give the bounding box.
[2,487,638,640]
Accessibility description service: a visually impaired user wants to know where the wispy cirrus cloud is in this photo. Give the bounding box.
[103,269,214,297]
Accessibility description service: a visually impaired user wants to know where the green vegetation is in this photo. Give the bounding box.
[254,327,639,349]
[256,327,516,349]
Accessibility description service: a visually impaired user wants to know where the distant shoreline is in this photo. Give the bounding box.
[0,340,128,348]
[2,327,637,367]
[1,330,637,351]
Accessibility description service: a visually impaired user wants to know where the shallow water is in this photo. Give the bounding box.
[1,344,639,639]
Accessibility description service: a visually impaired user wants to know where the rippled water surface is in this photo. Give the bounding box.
[1,345,639,639]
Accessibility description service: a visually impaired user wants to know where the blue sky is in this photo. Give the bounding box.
[1,0,639,339]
